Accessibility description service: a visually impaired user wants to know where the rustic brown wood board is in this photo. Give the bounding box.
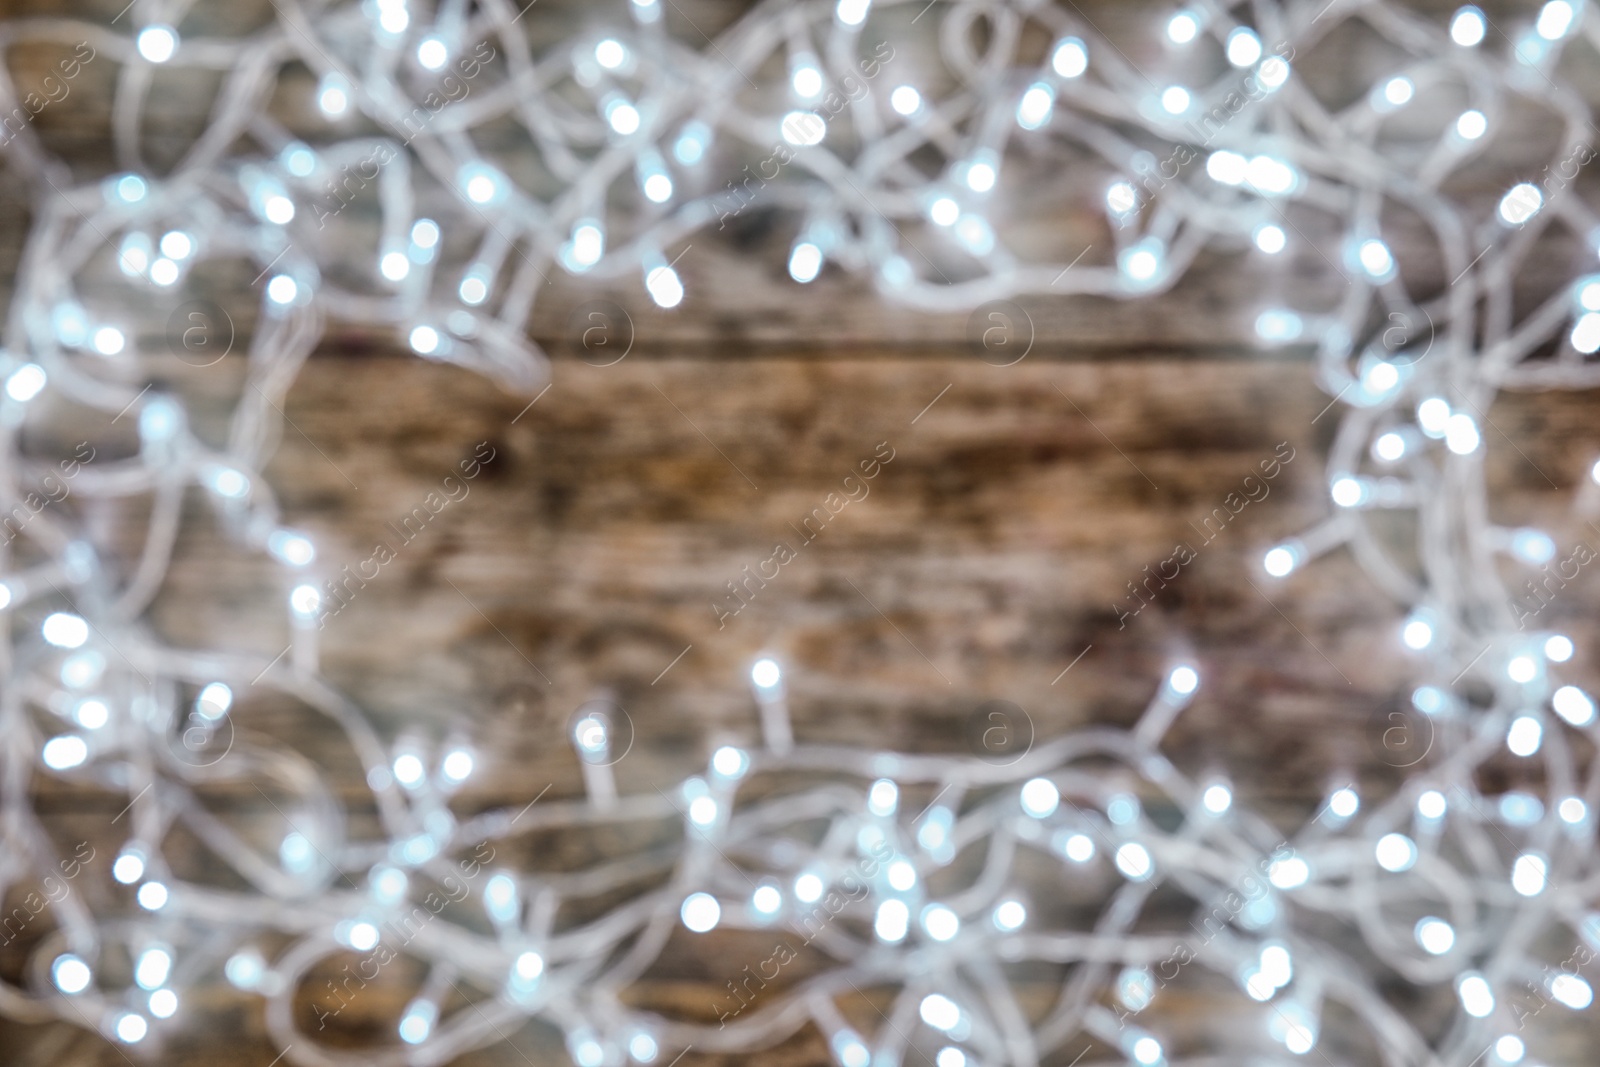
[6,0,1600,1062]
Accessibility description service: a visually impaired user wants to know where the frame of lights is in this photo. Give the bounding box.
[3,0,1600,1065]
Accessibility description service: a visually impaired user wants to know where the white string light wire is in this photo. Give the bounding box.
[2,0,1600,1064]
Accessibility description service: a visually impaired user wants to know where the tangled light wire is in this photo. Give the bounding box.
[3,0,1600,1063]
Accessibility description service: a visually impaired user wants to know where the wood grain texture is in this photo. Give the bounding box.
[147,349,1600,803]
[8,0,1600,1062]
[12,347,1600,1065]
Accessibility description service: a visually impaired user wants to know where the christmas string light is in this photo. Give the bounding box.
[3,1,1600,1065]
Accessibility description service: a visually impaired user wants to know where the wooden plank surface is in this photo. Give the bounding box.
[2,0,1594,356]
[11,347,1600,1064]
[151,349,1600,802]
[8,0,1600,1063]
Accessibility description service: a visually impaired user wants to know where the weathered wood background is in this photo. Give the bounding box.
[5,0,1600,1063]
